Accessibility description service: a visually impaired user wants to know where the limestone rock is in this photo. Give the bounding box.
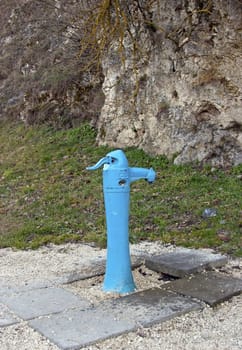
[97,0,242,166]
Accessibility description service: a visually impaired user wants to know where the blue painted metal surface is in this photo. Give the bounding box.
[87,150,156,294]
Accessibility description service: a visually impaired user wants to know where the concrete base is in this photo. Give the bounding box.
[62,256,143,284]
[164,271,242,306]
[0,287,91,320]
[145,249,227,277]
[29,287,202,350]
[0,304,19,327]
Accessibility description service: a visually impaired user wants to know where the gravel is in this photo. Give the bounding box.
[0,241,241,350]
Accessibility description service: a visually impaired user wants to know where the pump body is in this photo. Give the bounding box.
[87,150,155,294]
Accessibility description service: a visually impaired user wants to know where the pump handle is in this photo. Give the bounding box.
[86,156,111,171]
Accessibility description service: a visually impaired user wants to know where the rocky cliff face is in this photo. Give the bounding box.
[0,0,241,166]
[97,0,242,166]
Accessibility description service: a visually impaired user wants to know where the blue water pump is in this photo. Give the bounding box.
[87,150,156,294]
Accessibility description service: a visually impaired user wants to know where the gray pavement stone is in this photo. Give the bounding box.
[61,255,143,284]
[59,260,106,284]
[108,287,202,325]
[29,287,202,349]
[0,303,20,327]
[1,287,91,320]
[30,306,135,350]
[0,280,54,297]
[145,249,227,277]
[0,286,14,298]
[164,271,242,306]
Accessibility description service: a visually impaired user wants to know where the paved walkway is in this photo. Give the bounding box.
[1,249,242,350]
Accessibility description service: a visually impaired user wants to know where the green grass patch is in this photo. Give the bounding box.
[0,121,241,256]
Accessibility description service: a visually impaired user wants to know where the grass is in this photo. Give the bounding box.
[0,121,241,256]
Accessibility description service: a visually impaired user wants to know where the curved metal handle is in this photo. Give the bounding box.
[86,156,111,170]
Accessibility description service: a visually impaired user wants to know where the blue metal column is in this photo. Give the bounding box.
[102,164,134,293]
[87,149,156,294]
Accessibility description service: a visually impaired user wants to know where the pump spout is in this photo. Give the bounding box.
[86,156,111,171]
[130,167,156,183]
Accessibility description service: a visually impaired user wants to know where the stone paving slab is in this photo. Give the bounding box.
[110,287,202,324]
[29,287,202,350]
[145,249,227,277]
[0,303,20,327]
[0,287,91,320]
[164,271,242,306]
[59,260,106,284]
[61,256,143,284]
[0,280,54,298]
